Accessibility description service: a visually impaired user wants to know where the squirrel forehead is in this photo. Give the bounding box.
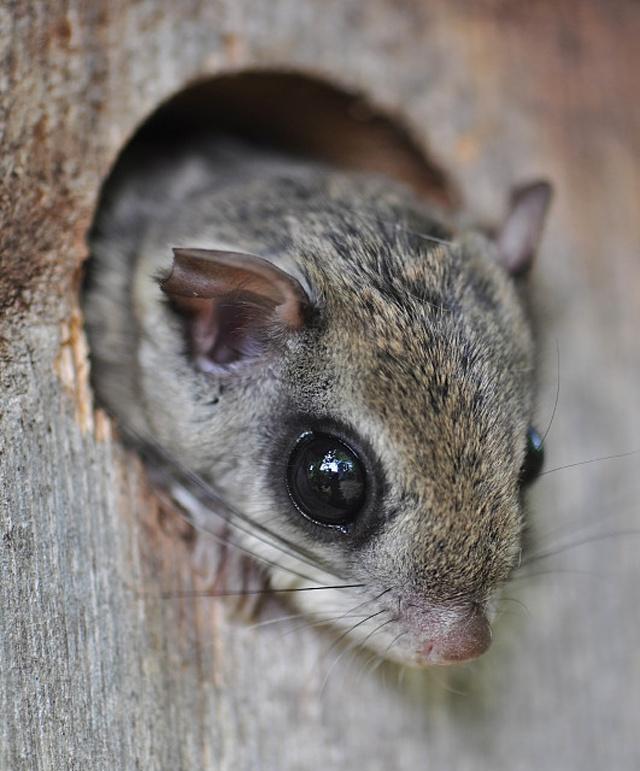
[284,239,535,489]
[307,236,533,387]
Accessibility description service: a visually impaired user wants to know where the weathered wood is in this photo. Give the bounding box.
[1,2,639,769]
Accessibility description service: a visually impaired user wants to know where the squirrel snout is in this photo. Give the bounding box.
[415,605,492,665]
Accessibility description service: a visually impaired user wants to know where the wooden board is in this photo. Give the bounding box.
[1,2,639,768]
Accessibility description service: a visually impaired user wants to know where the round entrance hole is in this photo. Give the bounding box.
[98,70,455,210]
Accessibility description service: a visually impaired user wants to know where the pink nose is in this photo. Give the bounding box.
[418,606,491,665]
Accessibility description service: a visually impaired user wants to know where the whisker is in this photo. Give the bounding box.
[369,631,408,674]
[175,498,314,581]
[161,496,322,584]
[347,586,393,616]
[540,338,560,445]
[349,208,455,248]
[426,667,470,697]
[154,583,366,600]
[360,616,397,648]
[320,609,388,691]
[128,429,338,578]
[495,596,531,617]
[538,448,640,478]
[167,468,327,574]
[350,617,398,688]
[522,480,639,562]
[511,567,609,581]
[521,528,640,567]
[363,650,384,679]
[277,587,388,640]
[279,613,378,642]
[248,610,372,631]
[324,608,388,659]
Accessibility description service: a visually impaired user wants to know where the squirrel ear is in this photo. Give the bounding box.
[496,180,553,275]
[160,248,309,372]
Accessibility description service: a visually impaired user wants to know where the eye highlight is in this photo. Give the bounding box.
[520,426,544,485]
[287,432,366,527]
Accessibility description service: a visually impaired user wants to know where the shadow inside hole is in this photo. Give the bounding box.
[104,70,456,208]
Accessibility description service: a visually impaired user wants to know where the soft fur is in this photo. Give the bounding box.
[84,137,539,666]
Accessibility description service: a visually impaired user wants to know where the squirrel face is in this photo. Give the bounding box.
[86,154,550,666]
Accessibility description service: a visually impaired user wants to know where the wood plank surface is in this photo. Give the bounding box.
[1,2,639,769]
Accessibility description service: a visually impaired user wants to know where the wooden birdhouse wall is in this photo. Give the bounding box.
[1,2,639,769]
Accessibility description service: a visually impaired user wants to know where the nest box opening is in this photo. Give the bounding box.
[99,70,454,209]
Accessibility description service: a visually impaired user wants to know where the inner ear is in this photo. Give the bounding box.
[160,248,309,372]
[496,180,553,276]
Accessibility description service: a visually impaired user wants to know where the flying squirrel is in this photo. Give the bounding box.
[83,136,551,666]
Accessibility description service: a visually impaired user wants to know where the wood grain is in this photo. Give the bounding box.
[1,1,639,769]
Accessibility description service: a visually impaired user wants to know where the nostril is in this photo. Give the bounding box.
[421,641,435,658]
[418,606,492,665]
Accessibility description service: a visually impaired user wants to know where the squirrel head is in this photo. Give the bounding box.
[144,174,551,665]
[84,153,550,666]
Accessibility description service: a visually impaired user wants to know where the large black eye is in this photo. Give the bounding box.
[287,432,366,527]
[520,426,544,485]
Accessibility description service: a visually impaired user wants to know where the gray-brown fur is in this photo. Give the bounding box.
[84,137,545,665]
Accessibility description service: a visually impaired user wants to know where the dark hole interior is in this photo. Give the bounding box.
[105,70,455,208]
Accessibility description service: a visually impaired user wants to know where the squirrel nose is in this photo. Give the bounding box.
[417,605,492,665]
